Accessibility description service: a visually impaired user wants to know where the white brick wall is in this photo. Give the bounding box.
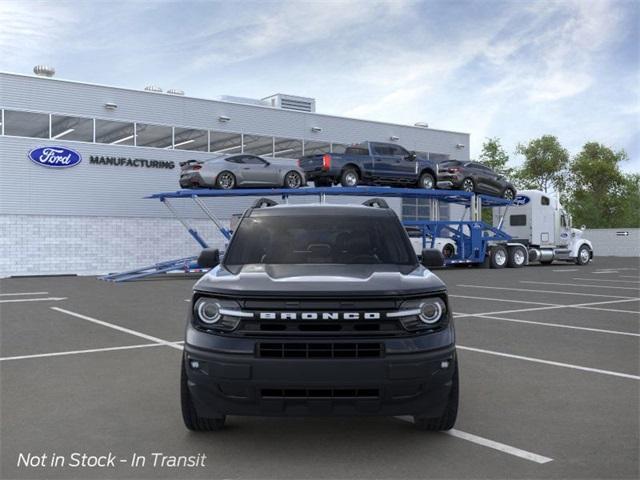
[0,215,229,277]
[584,228,640,257]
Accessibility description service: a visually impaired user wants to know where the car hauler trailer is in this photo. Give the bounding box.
[100,186,593,282]
[492,190,593,266]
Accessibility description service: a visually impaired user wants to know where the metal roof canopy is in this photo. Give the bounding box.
[146,186,512,207]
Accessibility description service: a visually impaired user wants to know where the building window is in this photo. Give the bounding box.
[402,200,450,222]
[3,110,49,138]
[273,137,303,159]
[210,131,243,154]
[243,134,274,156]
[51,114,93,142]
[95,119,135,145]
[304,140,331,155]
[173,127,208,151]
[135,123,173,148]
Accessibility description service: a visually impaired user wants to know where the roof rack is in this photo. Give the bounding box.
[362,198,389,209]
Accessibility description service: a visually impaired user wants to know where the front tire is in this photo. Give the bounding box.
[490,245,508,269]
[442,243,455,259]
[576,245,591,265]
[181,358,226,431]
[340,168,359,187]
[418,172,435,190]
[414,362,458,431]
[284,171,303,189]
[461,177,475,193]
[216,171,236,190]
[503,188,516,201]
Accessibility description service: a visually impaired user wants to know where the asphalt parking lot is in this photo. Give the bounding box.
[1,257,638,479]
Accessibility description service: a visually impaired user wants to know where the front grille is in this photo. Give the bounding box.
[261,388,379,398]
[238,319,404,336]
[258,342,384,359]
[232,297,408,337]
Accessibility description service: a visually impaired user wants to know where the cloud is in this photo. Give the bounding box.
[0,1,77,68]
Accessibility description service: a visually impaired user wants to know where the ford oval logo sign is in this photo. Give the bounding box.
[28,146,82,168]
[513,195,530,206]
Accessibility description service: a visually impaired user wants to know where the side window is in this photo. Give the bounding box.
[510,215,527,226]
[390,145,410,157]
[541,196,550,206]
[372,144,392,155]
[225,156,244,164]
[243,155,267,165]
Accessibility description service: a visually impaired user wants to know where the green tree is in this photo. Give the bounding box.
[515,135,569,193]
[479,137,513,176]
[565,142,638,228]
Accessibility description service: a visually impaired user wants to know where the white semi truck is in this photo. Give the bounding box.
[493,190,593,266]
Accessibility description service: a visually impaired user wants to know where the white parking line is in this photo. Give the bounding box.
[449,294,558,306]
[0,291,49,296]
[0,297,67,304]
[0,342,185,362]
[456,284,636,299]
[445,429,553,464]
[552,269,579,272]
[394,417,553,464]
[572,278,640,284]
[51,307,183,351]
[452,297,640,317]
[455,313,640,337]
[621,275,640,279]
[521,281,639,291]
[457,345,640,380]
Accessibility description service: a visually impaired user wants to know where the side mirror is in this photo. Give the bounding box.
[407,151,417,161]
[421,248,445,268]
[581,225,586,231]
[197,248,220,269]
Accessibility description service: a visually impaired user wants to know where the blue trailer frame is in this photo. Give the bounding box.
[101,186,512,281]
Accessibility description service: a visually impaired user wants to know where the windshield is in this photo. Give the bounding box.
[223,214,417,270]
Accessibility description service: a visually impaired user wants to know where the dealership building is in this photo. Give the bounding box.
[0,69,470,277]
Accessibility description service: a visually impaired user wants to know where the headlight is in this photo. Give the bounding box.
[419,298,445,324]
[192,296,245,332]
[394,297,447,331]
[196,298,221,324]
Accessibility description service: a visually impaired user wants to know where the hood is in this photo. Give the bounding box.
[194,264,446,297]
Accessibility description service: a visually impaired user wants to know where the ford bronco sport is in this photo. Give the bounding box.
[181,198,458,431]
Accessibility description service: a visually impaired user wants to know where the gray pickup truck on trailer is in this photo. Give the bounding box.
[181,198,458,431]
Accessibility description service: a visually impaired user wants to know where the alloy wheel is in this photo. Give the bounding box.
[286,172,302,189]
[344,172,358,186]
[218,172,235,189]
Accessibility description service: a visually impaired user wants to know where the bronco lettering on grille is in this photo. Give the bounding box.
[258,312,382,320]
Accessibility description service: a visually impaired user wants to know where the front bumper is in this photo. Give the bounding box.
[184,324,456,417]
[436,174,463,190]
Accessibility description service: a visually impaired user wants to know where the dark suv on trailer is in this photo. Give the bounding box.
[181,199,458,431]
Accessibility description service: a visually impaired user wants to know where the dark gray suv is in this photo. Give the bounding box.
[181,200,458,431]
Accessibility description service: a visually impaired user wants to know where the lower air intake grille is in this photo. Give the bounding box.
[258,342,383,359]
[261,388,379,398]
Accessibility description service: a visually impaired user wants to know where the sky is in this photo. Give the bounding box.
[1,0,638,172]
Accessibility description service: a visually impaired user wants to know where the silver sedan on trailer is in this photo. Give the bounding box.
[179,154,306,189]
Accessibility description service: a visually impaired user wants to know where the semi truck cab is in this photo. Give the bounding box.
[495,190,593,265]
